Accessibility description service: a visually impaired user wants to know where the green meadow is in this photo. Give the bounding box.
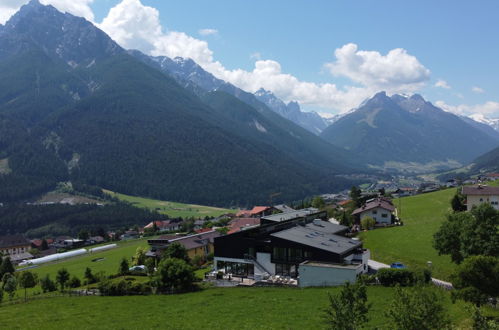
[103,190,237,218]
[0,286,478,330]
[360,188,457,280]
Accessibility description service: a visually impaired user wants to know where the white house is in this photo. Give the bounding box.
[462,185,499,211]
[351,197,396,224]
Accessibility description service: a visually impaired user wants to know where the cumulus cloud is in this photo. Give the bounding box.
[435,100,499,117]
[435,79,451,89]
[96,1,434,112]
[0,0,94,24]
[472,86,485,94]
[325,43,431,93]
[198,28,218,36]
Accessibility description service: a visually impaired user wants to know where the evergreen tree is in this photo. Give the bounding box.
[0,257,14,278]
[119,257,129,277]
[56,268,70,292]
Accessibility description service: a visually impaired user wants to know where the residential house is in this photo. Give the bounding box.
[227,217,261,234]
[0,234,33,264]
[237,206,275,218]
[351,197,396,225]
[213,216,369,287]
[144,220,183,232]
[120,230,139,240]
[87,236,105,244]
[462,185,499,211]
[147,230,220,260]
[193,219,206,230]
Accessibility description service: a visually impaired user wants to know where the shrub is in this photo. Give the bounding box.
[377,268,416,286]
[40,275,57,293]
[68,276,81,288]
[361,217,375,230]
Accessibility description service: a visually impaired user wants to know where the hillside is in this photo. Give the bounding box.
[320,92,499,172]
[360,188,457,280]
[469,145,499,174]
[0,1,356,206]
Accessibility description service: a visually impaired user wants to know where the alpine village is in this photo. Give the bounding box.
[0,1,498,329]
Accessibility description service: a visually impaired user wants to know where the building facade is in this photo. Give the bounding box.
[462,185,499,211]
[213,212,369,286]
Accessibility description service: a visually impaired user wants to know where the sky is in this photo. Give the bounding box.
[2,0,499,118]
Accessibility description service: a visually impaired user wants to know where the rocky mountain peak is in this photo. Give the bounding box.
[1,0,122,67]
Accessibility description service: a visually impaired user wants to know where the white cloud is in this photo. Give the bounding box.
[435,100,499,117]
[472,86,485,94]
[0,0,94,24]
[434,79,451,89]
[324,43,431,93]
[97,1,434,113]
[198,28,218,36]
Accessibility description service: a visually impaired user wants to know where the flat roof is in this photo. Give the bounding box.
[261,207,320,222]
[300,261,360,270]
[271,225,361,255]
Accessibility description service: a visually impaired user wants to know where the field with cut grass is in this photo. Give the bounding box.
[0,286,477,329]
[103,190,237,218]
[360,188,457,280]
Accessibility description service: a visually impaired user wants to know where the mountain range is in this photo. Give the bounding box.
[0,0,356,206]
[320,92,499,172]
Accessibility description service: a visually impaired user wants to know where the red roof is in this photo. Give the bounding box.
[249,206,271,215]
[144,220,171,229]
[486,173,499,177]
[352,198,395,215]
[228,217,261,234]
[338,200,352,206]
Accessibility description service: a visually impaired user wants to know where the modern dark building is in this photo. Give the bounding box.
[213,211,370,286]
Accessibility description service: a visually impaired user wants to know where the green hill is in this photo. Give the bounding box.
[360,188,457,280]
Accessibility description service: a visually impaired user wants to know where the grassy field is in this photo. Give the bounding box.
[360,188,457,280]
[0,286,477,329]
[104,190,236,218]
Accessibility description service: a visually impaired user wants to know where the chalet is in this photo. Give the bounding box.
[120,231,139,240]
[144,220,182,232]
[351,198,396,225]
[147,230,220,260]
[213,213,369,287]
[0,234,33,264]
[462,185,499,211]
[193,219,206,230]
[227,217,260,234]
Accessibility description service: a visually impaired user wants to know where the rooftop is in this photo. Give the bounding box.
[0,234,31,249]
[228,217,261,234]
[271,224,360,255]
[352,197,395,215]
[462,185,499,196]
[261,208,320,223]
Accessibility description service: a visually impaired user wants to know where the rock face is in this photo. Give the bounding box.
[320,92,499,170]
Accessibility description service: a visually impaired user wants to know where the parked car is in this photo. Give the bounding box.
[129,265,147,273]
[390,262,406,269]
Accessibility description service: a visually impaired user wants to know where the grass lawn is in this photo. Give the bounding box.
[13,237,152,298]
[0,286,478,329]
[104,190,237,218]
[360,188,457,280]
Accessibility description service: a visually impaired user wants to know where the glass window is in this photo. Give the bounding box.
[273,247,286,260]
[381,213,388,218]
[372,210,377,215]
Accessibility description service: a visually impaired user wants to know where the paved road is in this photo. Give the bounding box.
[368,259,453,290]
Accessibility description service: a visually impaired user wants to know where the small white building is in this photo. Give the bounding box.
[351,198,396,224]
[462,185,499,211]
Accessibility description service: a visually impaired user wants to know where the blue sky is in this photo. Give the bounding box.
[3,0,499,117]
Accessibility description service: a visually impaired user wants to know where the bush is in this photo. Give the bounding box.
[68,276,81,288]
[98,279,151,296]
[377,268,416,286]
[40,275,57,293]
[361,217,375,230]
